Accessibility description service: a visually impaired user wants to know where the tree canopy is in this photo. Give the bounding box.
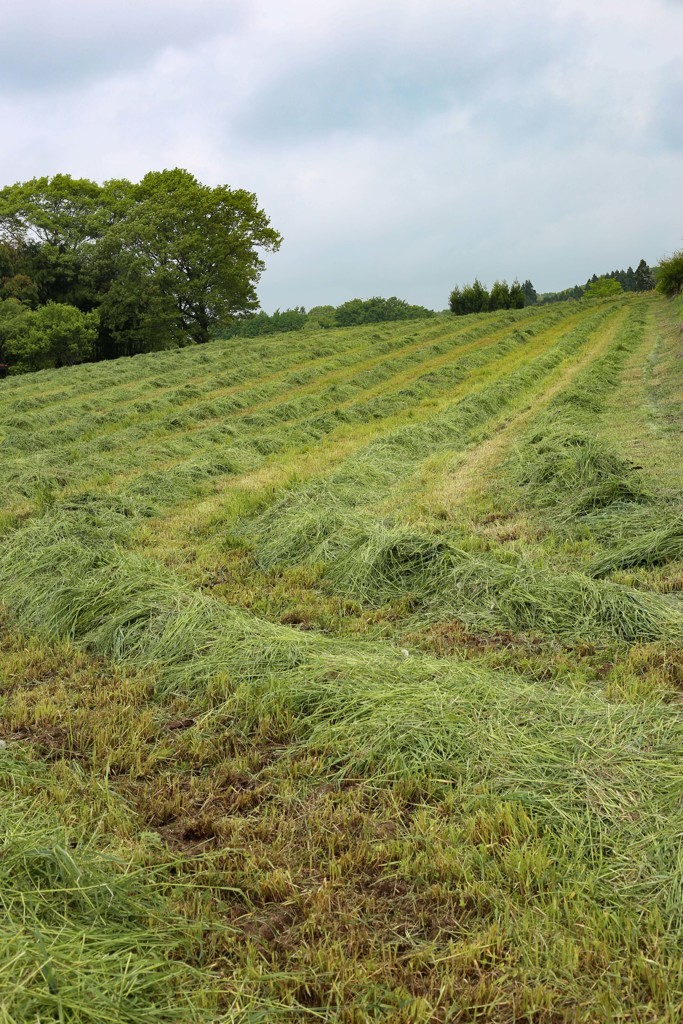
[0,170,281,371]
[449,278,526,316]
[220,296,434,339]
[584,276,624,298]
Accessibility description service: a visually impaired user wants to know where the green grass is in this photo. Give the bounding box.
[1,293,682,1022]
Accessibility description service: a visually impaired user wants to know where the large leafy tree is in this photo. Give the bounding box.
[0,169,282,369]
[96,169,282,347]
[0,175,103,309]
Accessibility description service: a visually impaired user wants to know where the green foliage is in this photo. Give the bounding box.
[222,296,434,339]
[0,272,39,306]
[488,279,510,311]
[334,295,433,326]
[584,276,624,298]
[0,174,101,251]
[96,169,281,350]
[656,249,683,297]
[634,258,654,291]
[538,260,654,305]
[508,279,526,308]
[0,302,98,371]
[451,278,526,316]
[305,304,337,328]
[537,284,584,304]
[223,306,308,339]
[449,278,489,314]
[0,170,281,371]
[486,279,525,311]
[0,174,103,311]
[522,279,537,305]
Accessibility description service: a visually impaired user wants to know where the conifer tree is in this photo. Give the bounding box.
[634,259,654,291]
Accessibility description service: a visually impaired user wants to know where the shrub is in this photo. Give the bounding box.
[656,249,683,297]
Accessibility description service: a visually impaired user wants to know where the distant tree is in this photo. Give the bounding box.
[625,266,636,291]
[335,298,367,327]
[220,296,433,339]
[306,305,336,329]
[448,285,465,315]
[234,307,308,337]
[584,276,623,298]
[509,279,526,309]
[522,279,537,305]
[456,279,489,314]
[451,276,532,315]
[656,250,683,297]
[488,280,511,312]
[634,258,654,291]
[334,296,433,327]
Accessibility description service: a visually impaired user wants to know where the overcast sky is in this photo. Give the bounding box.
[1,0,682,311]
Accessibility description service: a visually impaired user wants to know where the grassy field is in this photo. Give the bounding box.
[0,293,681,1022]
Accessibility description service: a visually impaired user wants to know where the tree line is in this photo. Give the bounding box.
[448,259,657,315]
[0,170,281,373]
[535,259,654,305]
[448,279,529,315]
[220,295,435,338]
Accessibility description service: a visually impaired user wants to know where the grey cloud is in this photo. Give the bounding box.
[0,1,246,94]
[650,61,683,151]
[235,10,578,144]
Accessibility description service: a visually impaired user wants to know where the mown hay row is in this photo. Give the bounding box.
[246,305,619,566]
[1,499,682,891]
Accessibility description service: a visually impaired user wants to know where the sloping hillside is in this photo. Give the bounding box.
[1,294,682,1023]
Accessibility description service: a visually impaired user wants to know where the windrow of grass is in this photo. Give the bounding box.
[1,497,681,827]
[509,303,683,583]
[226,304,683,643]
[0,306,545,447]
[244,305,619,560]
[0,305,580,524]
[2,295,683,1021]
[1,499,682,1009]
[1,608,681,1022]
[327,523,683,642]
[0,304,558,425]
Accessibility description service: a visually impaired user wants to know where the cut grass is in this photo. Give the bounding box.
[1,293,682,1022]
[325,522,683,642]
[1,610,682,1022]
[0,746,219,1023]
